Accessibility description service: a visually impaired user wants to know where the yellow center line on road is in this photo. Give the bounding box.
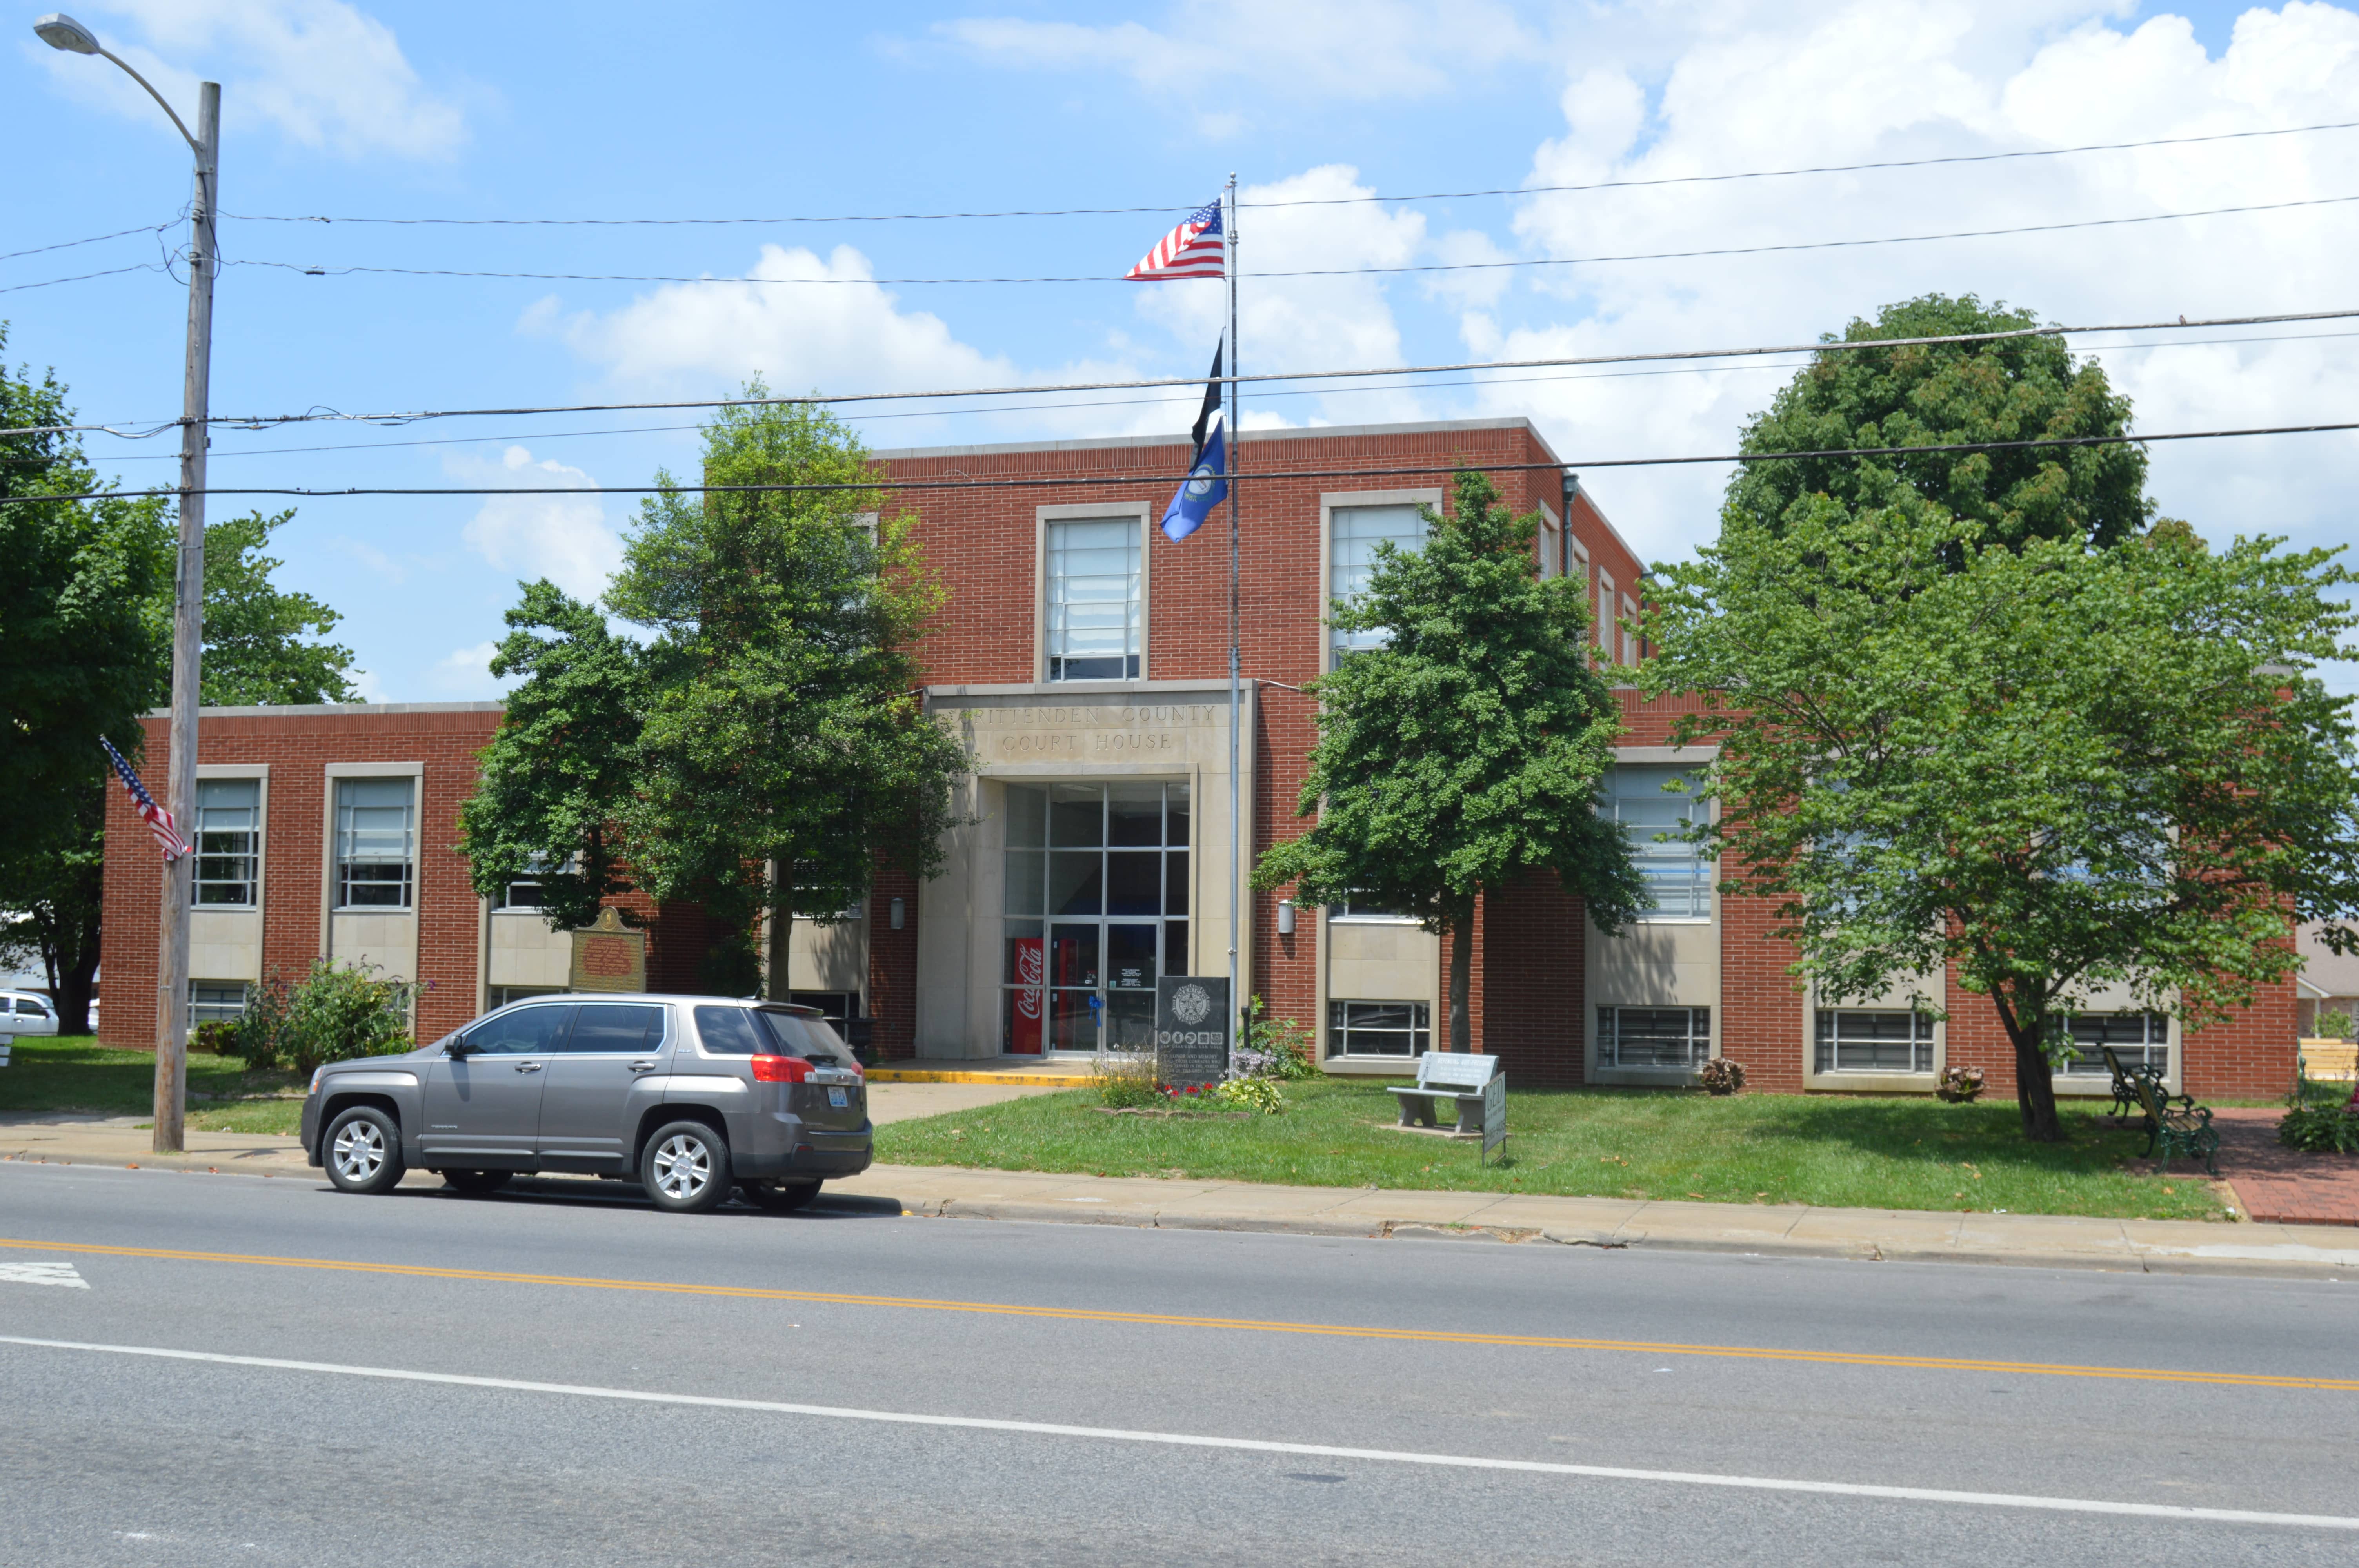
[4,1234,2349,1393]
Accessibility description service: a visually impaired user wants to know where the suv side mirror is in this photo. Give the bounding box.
[446,1037,476,1059]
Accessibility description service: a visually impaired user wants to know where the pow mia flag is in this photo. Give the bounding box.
[1159,339,1227,543]
[1155,975,1230,1087]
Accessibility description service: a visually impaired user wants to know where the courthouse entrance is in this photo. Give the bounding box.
[1001,780,1189,1054]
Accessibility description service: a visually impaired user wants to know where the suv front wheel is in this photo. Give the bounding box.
[323,1106,405,1195]
[642,1120,730,1214]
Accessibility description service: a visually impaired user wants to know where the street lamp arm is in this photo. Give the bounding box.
[93,45,202,161]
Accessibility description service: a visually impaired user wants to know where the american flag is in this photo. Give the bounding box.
[1125,200,1225,281]
[100,735,189,861]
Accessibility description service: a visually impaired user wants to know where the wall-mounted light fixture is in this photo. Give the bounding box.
[1276,898,1295,936]
[889,897,906,931]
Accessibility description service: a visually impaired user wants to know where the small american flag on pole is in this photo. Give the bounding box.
[100,735,190,861]
[1125,199,1225,281]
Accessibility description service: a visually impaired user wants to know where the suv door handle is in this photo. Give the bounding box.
[628,1060,658,1073]
[513,1061,544,1073]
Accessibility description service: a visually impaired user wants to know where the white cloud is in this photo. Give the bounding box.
[33,1,466,159]
[1467,0,2359,609]
[428,641,512,699]
[933,1,1532,107]
[455,446,622,601]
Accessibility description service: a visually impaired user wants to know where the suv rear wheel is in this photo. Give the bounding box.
[642,1120,730,1214]
[323,1106,404,1195]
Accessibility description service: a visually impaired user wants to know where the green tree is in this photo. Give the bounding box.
[456,580,649,933]
[0,332,171,1033]
[1254,469,1648,1053]
[1731,293,2151,551]
[610,392,968,993]
[172,508,359,706]
[1644,498,2359,1141]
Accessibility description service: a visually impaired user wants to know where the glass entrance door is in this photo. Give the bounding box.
[1003,781,1189,1054]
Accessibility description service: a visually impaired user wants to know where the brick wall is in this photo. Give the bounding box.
[101,704,504,1050]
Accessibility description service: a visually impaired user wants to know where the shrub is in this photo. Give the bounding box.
[1208,1076,1284,1115]
[1233,996,1318,1080]
[2279,1105,2359,1154]
[2316,1009,2354,1042]
[244,960,423,1076]
[1936,1065,1985,1103]
[1697,1058,1746,1096]
[191,1020,240,1056]
[232,974,293,1070]
[1091,1051,1164,1110]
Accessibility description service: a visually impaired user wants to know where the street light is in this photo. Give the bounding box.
[36,13,219,1154]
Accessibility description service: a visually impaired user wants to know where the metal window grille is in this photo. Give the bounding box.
[1598,1005,1712,1068]
[2059,1012,2170,1075]
[1045,517,1142,681]
[187,981,248,1029]
[1814,1009,1936,1073]
[1602,765,1712,919]
[193,778,259,906]
[1327,999,1432,1058]
[1329,503,1426,660]
[334,777,414,909]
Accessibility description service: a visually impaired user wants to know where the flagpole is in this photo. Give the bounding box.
[1223,172,1242,1056]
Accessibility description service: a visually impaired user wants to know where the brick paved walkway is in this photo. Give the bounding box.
[2205,1106,2359,1226]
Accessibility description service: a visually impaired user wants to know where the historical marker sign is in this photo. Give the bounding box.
[1154,976,1229,1087]
[568,905,647,994]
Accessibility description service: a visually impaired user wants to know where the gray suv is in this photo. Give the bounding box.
[299,995,871,1214]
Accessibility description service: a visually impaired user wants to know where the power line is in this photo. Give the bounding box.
[216,118,2359,229]
[8,306,2353,440]
[7,421,2354,506]
[0,217,179,265]
[0,261,172,296]
[219,191,2359,291]
[51,325,2359,468]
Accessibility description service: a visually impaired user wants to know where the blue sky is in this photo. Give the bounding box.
[5,0,2353,700]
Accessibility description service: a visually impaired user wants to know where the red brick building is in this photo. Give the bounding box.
[99,417,2295,1097]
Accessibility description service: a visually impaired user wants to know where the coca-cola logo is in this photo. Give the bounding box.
[1015,940,1043,1021]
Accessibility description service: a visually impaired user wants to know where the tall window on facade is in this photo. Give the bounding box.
[1045,517,1141,680]
[1328,1000,1432,1057]
[1620,594,1638,665]
[335,777,415,909]
[193,778,259,906]
[1329,502,1426,662]
[188,981,248,1028]
[2061,1012,2170,1075]
[1002,781,1189,1053]
[1598,572,1616,660]
[1602,765,1711,919]
[1538,511,1563,579]
[1599,1005,1711,1068]
[1815,1009,1936,1073]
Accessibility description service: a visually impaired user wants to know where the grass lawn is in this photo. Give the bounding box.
[875,1080,2235,1221]
[0,1036,304,1134]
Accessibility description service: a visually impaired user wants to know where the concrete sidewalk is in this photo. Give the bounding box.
[9,1113,2359,1277]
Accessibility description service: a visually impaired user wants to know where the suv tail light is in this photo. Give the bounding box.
[750,1055,813,1083]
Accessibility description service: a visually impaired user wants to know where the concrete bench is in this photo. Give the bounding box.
[1391,1051,1501,1136]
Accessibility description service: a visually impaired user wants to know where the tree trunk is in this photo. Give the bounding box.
[1447,899,1474,1054]
[1997,989,2064,1142]
[56,941,99,1038]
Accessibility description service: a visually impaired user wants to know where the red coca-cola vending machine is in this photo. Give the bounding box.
[1009,937,1044,1054]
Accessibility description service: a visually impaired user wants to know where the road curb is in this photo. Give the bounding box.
[887,1195,2359,1278]
[2,1150,313,1178]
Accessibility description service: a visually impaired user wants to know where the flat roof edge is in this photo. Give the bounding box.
[874,416,1545,464]
[146,701,510,720]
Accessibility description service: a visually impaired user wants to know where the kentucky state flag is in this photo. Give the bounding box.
[1160,340,1227,542]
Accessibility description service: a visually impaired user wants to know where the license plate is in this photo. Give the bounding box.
[827,1087,849,1109]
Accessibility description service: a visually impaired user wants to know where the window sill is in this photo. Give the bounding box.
[1806,1070,1936,1092]
[1321,1055,1421,1076]
[331,906,416,916]
[1327,915,1421,926]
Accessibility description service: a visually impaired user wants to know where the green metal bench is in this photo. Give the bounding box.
[2129,1071,2218,1176]
[2100,1044,2184,1125]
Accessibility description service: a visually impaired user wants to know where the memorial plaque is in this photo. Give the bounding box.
[567,905,647,994]
[1154,976,1230,1088]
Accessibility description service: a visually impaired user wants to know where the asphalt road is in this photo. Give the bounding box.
[2,1160,2355,1567]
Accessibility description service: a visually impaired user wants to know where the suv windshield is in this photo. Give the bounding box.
[691,1004,849,1065]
